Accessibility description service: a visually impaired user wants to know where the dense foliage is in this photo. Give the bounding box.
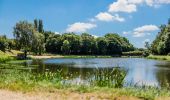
[12,20,135,56]
[45,33,134,55]
[151,19,170,55]
[0,35,15,52]
[0,19,135,57]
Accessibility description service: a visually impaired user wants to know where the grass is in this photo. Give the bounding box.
[147,55,170,61]
[0,50,23,63]
[0,65,169,100]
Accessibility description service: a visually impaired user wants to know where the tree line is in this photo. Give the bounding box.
[151,19,170,55]
[1,19,135,57]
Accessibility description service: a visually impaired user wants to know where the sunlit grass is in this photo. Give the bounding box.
[147,55,170,61]
[0,65,169,100]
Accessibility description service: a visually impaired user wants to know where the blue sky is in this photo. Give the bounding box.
[0,0,170,48]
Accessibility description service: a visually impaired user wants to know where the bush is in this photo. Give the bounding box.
[0,55,13,63]
[122,51,143,56]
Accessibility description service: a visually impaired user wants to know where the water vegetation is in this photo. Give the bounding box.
[0,64,169,100]
[147,55,170,61]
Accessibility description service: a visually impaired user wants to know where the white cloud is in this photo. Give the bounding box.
[95,12,125,22]
[95,12,114,22]
[108,0,170,14]
[129,0,170,7]
[113,14,125,22]
[133,25,159,37]
[108,0,137,13]
[66,22,97,33]
[157,0,170,4]
[134,25,159,32]
[127,0,144,4]
[123,31,130,35]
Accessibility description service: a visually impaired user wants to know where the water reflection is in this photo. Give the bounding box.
[1,58,170,87]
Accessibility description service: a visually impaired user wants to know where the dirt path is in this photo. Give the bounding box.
[0,89,169,100]
[0,89,144,100]
[29,55,64,59]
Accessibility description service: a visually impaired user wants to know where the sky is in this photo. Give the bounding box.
[0,0,170,48]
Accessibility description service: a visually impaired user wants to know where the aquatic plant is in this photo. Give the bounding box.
[92,67,127,88]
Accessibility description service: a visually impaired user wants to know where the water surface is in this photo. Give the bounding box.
[3,58,170,87]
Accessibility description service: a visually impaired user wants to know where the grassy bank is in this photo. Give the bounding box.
[147,55,170,61]
[0,67,169,100]
[0,50,18,63]
[29,55,113,59]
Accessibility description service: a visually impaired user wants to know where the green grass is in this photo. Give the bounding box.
[0,66,169,100]
[147,55,170,61]
[0,55,14,63]
[0,50,22,63]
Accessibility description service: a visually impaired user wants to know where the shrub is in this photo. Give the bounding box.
[122,51,143,56]
[0,55,13,63]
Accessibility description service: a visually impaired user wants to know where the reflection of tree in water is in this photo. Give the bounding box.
[29,59,95,80]
[28,59,125,84]
[155,69,170,87]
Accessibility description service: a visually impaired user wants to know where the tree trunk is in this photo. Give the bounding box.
[24,50,27,59]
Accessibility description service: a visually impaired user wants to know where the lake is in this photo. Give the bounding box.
[4,58,170,87]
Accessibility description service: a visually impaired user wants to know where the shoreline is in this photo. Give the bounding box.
[29,55,142,59]
[0,86,169,100]
[147,55,170,61]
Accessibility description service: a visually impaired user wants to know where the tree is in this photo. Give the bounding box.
[61,33,81,54]
[0,35,8,52]
[13,21,34,59]
[38,20,44,33]
[45,34,62,53]
[168,18,170,25]
[97,37,108,55]
[81,33,94,54]
[151,19,170,55]
[34,19,38,31]
[105,33,122,55]
[61,40,70,54]
[32,31,45,55]
[157,41,166,55]
[144,41,150,50]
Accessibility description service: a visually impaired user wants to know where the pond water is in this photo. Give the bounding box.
[3,58,170,87]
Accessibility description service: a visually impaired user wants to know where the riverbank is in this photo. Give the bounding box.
[0,67,169,100]
[0,86,169,100]
[29,55,113,59]
[147,55,170,61]
[0,89,153,100]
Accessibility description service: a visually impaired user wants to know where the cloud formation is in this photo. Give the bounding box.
[133,25,159,37]
[109,0,170,13]
[109,0,137,13]
[123,25,159,37]
[95,12,125,22]
[66,22,97,33]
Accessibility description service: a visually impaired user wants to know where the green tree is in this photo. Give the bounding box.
[13,21,34,59]
[38,20,44,33]
[151,19,170,55]
[97,37,108,55]
[61,40,70,54]
[45,34,62,53]
[105,33,122,55]
[81,33,94,54]
[0,35,8,52]
[61,33,81,54]
[32,31,45,55]
[34,19,38,31]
